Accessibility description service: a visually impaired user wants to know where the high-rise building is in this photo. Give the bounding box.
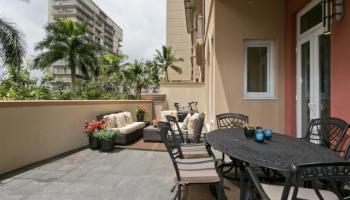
[48,0,123,88]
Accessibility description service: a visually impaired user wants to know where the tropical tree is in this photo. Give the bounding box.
[145,60,160,88]
[99,53,124,93]
[0,18,25,69]
[33,19,101,98]
[122,60,152,100]
[154,45,183,82]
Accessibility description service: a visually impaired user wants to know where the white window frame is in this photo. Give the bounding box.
[243,40,275,99]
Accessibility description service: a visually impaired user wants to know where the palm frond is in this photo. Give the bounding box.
[170,65,183,74]
[0,18,25,67]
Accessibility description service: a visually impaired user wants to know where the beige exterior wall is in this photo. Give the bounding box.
[204,0,216,129]
[159,82,206,114]
[166,0,192,81]
[0,101,153,174]
[206,0,285,132]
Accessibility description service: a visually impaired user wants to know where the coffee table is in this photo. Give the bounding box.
[143,125,162,142]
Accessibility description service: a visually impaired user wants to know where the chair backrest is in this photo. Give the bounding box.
[158,121,183,181]
[193,113,205,143]
[165,115,185,143]
[216,113,249,130]
[281,162,350,200]
[344,142,350,160]
[305,117,349,151]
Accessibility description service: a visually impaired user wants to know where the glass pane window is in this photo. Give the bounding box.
[247,47,268,92]
[244,40,275,98]
[300,2,323,35]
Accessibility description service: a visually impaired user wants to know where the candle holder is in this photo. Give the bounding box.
[255,129,264,143]
[264,129,272,140]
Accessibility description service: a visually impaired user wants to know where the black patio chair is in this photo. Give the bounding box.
[158,122,224,200]
[242,162,350,200]
[216,113,249,129]
[166,113,206,144]
[304,117,349,152]
[344,142,350,160]
[216,113,249,178]
[163,117,210,159]
[166,115,186,143]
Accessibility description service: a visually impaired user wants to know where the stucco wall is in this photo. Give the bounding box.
[159,82,206,114]
[166,0,192,81]
[0,100,153,174]
[213,0,285,132]
[284,0,311,136]
[331,2,350,123]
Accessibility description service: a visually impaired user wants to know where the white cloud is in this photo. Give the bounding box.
[0,0,166,62]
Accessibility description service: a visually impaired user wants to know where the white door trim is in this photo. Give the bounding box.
[296,0,325,138]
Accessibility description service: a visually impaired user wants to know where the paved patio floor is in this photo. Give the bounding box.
[0,148,240,200]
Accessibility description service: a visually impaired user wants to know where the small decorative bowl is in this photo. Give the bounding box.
[244,128,255,138]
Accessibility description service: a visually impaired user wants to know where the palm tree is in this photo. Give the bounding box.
[154,45,183,82]
[122,60,151,100]
[99,53,124,93]
[34,19,101,98]
[0,18,25,68]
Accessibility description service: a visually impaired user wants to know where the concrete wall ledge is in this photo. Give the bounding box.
[0,100,153,174]
[160,81,205,85]
[0,100,152,108]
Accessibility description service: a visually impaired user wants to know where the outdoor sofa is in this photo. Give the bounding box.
[96,111,145,145]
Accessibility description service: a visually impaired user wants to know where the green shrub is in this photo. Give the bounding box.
[94,130,117,141]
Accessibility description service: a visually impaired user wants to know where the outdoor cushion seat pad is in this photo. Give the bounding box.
[181,145,210,159]
[110,122,145,135]
[261,183,338,200]
[177,158,220,184]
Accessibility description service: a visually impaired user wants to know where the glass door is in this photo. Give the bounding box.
[300,40,312,137]
[297,29,331,138]
[296,0,331,138]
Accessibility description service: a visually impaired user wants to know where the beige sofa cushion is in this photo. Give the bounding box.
[115,113,127,127]
[261,183,338,200]
[177,158,220,184]
[182,113,192,130]
[103,114,117,129]
[160,110,178,122]
[123,112,133,124]
[187,113,200,135]
[110,122,145,135]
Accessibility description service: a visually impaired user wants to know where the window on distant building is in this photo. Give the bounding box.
[244,40,275,99]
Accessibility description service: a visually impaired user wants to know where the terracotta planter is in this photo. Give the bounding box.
[137,112,145,122]
[89,135,100,150]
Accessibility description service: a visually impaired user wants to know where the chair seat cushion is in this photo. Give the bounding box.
[110,122,145,135]
[261,183,338,200]
[182,145,209,159]
[177,158,220,184]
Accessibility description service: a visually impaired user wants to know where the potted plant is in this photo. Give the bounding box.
[94,130,117,152]
[136,104,147,122]
[84,120,105,150]
[243,123,256,138]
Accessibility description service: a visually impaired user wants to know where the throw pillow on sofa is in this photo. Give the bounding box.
[160,110,178,122]
[115,113,127,127]
[103,114,117,129]
[123,112,133,124]
[187,113,200,135]
[182,113,192,130]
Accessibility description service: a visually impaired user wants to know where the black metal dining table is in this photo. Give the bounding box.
[206,128,346,172]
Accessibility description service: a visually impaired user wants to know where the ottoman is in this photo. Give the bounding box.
[143,126,162,142]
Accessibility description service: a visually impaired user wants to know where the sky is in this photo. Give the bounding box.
[0,0,166,64]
